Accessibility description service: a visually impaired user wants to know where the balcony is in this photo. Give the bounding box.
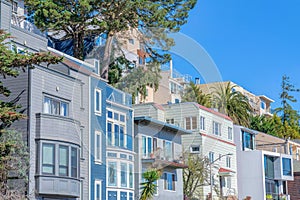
[11,13,45,37]
[36,175,80,197]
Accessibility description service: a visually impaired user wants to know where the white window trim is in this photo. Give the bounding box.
[163,172,176,192]
[141,135,153,158]
[94,88,102,115]
[200,116,205,131]
[228,127,233,140]
[185,116,197,130]
[213,121,221,136]
[190,145,200,154]
[95,131,102,164]
[95,180,102,200]
[107,109,127,147]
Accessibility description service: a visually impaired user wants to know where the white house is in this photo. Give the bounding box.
[234,125,293,200]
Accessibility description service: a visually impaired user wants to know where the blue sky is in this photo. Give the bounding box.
[171,0,300,111]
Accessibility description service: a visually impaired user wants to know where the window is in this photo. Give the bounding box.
[107,110,130,149]
[190,145,200,153]
[226,156,231,168]
[129,164,133,188]
[163,140,173,160]
[95,89,102,115]
[261,101,266,109]
[43,96,69,116]
[200,116,205,130]
[12,1,17,13]
[128,38,134,44]
[228,127,233,140]
[185,116,197,130]
[164,173,176,191]
[108,162,117,186]
[71,147,78,178]
[95,180,102,200]
[213,121,221,136]
[227,177,231,188]
[209,151,214,163]
[121,163,127,187]
[166,118,175,125]
[242,131,255,150]
[95,131,102,163]
[264,155,275,179]
[282,158,292,176]
[42,143,55,174]
[59,145,68,176]
[142,136,153,158]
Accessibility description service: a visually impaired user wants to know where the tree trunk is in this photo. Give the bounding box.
[73,32,84,60]
[101,34,114,80]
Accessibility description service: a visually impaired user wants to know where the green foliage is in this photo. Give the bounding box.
[183,153,210,200]
[25,0,197,77]
[0,30,61,129]
[108,56,133,86]
[0,130,29,199]
[213,83,252,127]
[139,169,160,200]
[116,63,161,104]
[181,82,212,108]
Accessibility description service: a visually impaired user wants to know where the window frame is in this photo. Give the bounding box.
[42,143,55,175]
[163,172,176,191]
[58,145,69,176]
[185,116,197,130]
[209,151,214,163]
[200,116,205,131]
[43,95,69,117]
[95,131,102,164]
[94,88,102,115]
[282,158,292,176]
[108,162,117,186]
[95,180,102,200]
[213,121,221,136]
[190,145,200,154]
[226,156,231,168]
[71,147,78,178]
[228,127,233,140]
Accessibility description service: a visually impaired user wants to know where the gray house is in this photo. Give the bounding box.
[134,116,191,200]
[0,1,91,199]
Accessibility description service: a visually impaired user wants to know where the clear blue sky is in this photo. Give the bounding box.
[171,0,300,111]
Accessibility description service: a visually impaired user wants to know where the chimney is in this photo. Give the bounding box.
[195,77,200,85]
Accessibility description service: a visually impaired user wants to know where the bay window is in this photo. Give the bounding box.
[108,162,117,186]
[42,143,55,174]
[121,163,127,187]
[71,147,78,178]
[59,145,68,176]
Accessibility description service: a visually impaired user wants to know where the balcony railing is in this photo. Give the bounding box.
[11,13,45,37]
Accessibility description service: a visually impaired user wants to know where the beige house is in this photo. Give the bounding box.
[256,132,300,161]
[134,102,238,199]
[199,81,274,117]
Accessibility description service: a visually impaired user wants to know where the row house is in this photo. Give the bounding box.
[234,126,294,200]
[134,116,191,199]
[134,102,238,199]
[199,81,274,117]
[1,1,135,199]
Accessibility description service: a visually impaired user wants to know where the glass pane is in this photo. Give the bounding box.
[42,143,54,174]
[59,145,68,176]
[60,102,68,116]
[147,137,152,155]
[108,162,117,186]
[127,135,132,151]
[114,113,119,120]
[96,183,101,199]
[120,126,124,148]
[114,125,119,146]
[121,163,127,187]
[108,111,113,118]
[43,97,51,114]
[107,122,112,146]
[95,90,100,112]
[120,115,125,122]
[51,99,60,115]
[129,164,133,188]
[96,134,101,160]
[142,136,146,157]
[71,147,77,178]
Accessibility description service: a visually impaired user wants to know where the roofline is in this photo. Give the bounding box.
[134,116,192,135]
[258,95,275,103]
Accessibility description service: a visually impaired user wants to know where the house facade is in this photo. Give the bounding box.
[199,81,274,117]
[134,102,238,199]
[134,116,191,200]
[234,125,293,200]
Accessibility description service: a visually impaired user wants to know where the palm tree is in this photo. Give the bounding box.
[182,82,212,108]
[140,169,161,200]
[213,82,252,127]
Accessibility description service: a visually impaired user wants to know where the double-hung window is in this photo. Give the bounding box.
[71,147,78,178]
[163,140,173,161]
[108,162,117,186]
[107,110,128,149]
[164,173,176,191]
[185,116,197,130]
[95,89,102,115]
[142,136,153,158]
[213,121,221,136]
[209,151,214,163]
[59,145,68,176]
[226,156,231,168]
[43,96,69,116]
[228,127,233,140]
[121,163,128,187]
[200,116,205,130]
[42,143,55,174]
[95,131,102,163]
[95,180,102,200]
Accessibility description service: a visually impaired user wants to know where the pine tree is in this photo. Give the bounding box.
[25,0,197,79]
